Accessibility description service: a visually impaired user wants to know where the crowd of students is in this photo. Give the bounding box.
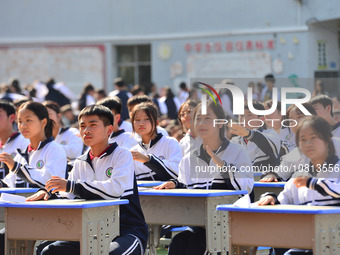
[0,76,339,255]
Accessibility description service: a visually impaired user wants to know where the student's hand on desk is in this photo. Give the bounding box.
[45,176,67,193]
[228,124,250,137]
[260,175,278,182]
[130,151,150,163]
[293,176,308,188]
[257,196,275,206]
[0,152,15,170]
[154,181,175,190]
[26,190,50,201]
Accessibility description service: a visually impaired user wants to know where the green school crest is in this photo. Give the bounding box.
[36,160,44,169]
[106,167,113,177]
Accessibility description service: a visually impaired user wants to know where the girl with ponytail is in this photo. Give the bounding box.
[0,101,67,188]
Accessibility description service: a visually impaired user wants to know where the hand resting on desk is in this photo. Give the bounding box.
[154,181,175,189]
[26,176,68,201]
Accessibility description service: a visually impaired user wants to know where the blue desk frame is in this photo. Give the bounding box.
[137,181,164,187]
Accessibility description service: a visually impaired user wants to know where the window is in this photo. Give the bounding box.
[317,41,327,69]
[116,45,151,87]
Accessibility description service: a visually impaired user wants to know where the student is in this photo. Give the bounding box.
[77,82,96,112]
[310,95,340,137]
[158,87,181,120]
[230,100,281,173]
[178,99,201,156]
[108,77,132,121]
[127,95,169,138]
[260,103,317,182]
[130,102,182,181]
[28,105,148,255]
[155,100,254,255]
[258,116,340,255]
[43,101,83,163]
[0,100,29,179]
[0,101,67,188]
[97,97,138,149]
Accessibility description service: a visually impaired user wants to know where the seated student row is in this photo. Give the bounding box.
[0,95,340,255]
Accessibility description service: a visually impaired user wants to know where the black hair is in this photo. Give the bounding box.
[96,89,106,98]
[114,77,125,88]
[193,100,226,140]
[131,102,158,136]
[264,74,275,83]
[19,101,54,138]
[165,87,175,99]
[131,84,145,96]
[78,83,95,111]
[78,105,113,126]
[310,94,333,116]
[97,96,122,115]
[0,99,16,116]
[127,95,152,110]
[180,82,188,91]
[9,78,21,93]
[244,100,265,112]
[286,103,317,119]
[43,100,61,114]
[296,116,335,157]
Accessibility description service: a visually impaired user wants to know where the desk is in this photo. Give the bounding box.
[216,204,340,255]
[0,188,38,222]
[253,182,285,201]
[137,181,164,187]
[139,188,246,255]
[1,199,128,255]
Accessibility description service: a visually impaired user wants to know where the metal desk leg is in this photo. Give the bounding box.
[148,224,161,255]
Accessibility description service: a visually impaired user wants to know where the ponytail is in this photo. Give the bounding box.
[45,119,55,138]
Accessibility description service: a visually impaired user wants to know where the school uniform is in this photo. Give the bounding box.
[55,127,83,161]
[231,128,281,173]
[278,126,296,158]
[0,132,29,180]
[0,137,67,188]
[40,143,148,255]
[168,139,254,255]
[332,122,340,138]
[179,131,202,156]
[108,129,138,149]
[131,133,181,181]
[119,120,133,133]
[175,139,254,192]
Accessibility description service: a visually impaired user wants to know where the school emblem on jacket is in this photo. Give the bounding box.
[106,167,113,177]
[61,141,66,145]
[36,160,44,169]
